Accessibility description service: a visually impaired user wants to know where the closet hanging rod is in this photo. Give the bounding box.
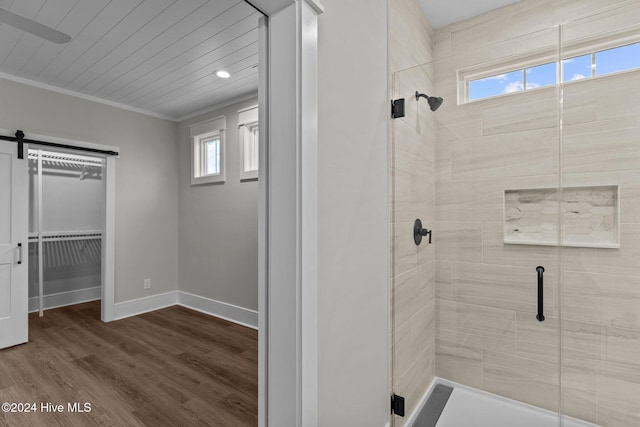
[0,130,119,159]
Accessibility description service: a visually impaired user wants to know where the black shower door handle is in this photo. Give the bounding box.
[536,266,545,322]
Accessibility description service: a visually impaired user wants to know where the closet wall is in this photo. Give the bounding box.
[0,77,179,304]
[28,152,103,310]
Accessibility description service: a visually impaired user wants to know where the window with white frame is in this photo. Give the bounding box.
[462,39,640,103]
[238,105,259,181]
[190,116,226,185]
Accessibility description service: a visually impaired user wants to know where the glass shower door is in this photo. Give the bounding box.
[560,6,640,426]
[390,60,438,426]
[391,25,565,426]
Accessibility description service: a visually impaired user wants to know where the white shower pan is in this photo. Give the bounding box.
[409,378,600,427]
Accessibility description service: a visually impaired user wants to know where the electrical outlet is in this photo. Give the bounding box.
[144,278,151,289]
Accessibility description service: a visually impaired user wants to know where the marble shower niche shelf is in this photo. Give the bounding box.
[504,185,619,248]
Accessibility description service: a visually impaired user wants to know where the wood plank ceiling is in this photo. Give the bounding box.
[0,0,260,120]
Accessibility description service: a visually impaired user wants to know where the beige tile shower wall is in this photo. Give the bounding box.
[433,1,640,425]
[389,0,434,73]
[561,30,640,425]
[389,0,436,424]
[433,40,562,413]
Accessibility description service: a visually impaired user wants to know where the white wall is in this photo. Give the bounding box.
[317,0,390,425]
[0,77,179,303]
[0,76,258,310]
[29,161,103,233]
[177,97,259,311]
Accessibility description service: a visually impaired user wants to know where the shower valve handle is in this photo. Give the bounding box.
[414,219,432,245]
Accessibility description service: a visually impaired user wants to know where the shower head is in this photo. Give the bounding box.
[415,91,444,112]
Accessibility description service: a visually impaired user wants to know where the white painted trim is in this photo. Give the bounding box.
[101,156,116,322]
[257,15,269,427]
[265,2,321,426]
[300,2,319,426]
[238,105,260,181]
[0,72,259,124]
[111,290,259,329]
[113,291,178,321]
[0,72,176,122]
[267,4,300,426]
[176,91,260,122]
[188,116,226,137]
[303,0,324,14]
[238,104,260,115]
[28,287,101,313]
[177,291,258,329]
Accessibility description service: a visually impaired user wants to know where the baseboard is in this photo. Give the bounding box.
[178,291,258,329]
[110,289,258,329]
[28,286,101,313]
[113,291,179,320]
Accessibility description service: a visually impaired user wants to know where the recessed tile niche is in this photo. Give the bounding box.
[504,185,619,248]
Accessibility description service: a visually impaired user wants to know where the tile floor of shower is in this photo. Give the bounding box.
[410,379,599,427]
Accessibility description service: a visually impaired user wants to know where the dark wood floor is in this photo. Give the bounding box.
[0,301,258,427]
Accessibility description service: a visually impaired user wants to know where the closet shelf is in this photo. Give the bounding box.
[29,230,102,242]
[28,151,103,167]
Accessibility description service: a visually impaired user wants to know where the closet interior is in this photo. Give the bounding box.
[28,149,104,316]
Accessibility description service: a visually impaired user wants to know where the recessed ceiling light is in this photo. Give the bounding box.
[215,70,231,78]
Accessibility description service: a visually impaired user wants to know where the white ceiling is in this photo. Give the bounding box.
[0,0,261,121]
[418,0,522,28]
[0,0,525,120]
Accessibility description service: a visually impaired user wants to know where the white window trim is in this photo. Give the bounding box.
[190,116,226,185]
[239,104,259,181]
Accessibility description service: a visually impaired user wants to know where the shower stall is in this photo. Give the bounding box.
[390,2,640,426]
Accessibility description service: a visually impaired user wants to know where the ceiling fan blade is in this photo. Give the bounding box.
[0,8,71,44]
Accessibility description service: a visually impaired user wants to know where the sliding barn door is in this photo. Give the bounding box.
[0,140,28,349]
